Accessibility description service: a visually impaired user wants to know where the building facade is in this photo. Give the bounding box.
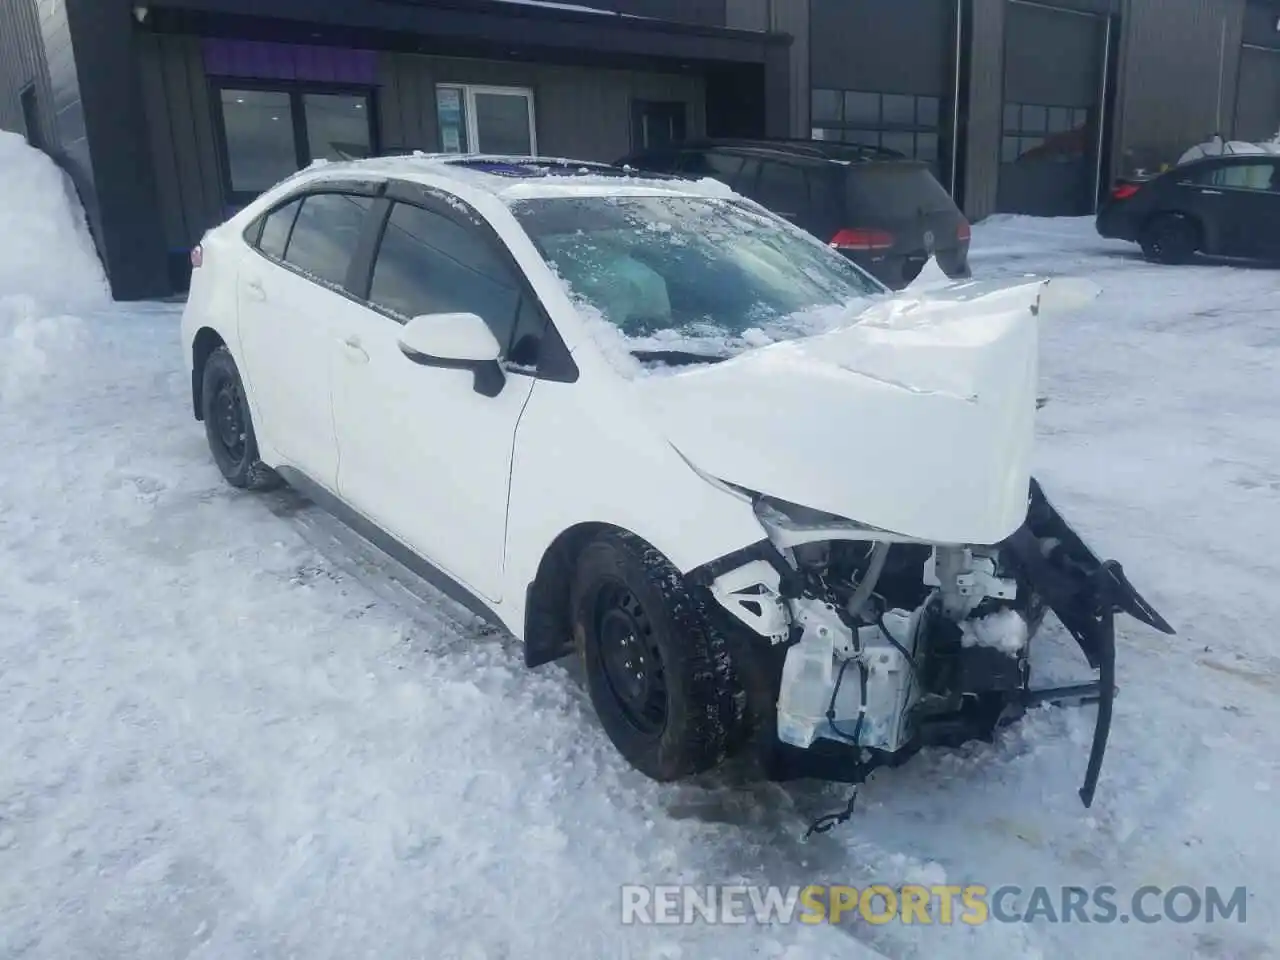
[2,0,1278,300]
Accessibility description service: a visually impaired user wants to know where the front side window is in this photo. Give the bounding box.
[510,195,882,370]
[280,192,373,288]
[368,202,522,346]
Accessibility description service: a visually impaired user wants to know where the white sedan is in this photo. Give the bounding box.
[181,155,1171,804]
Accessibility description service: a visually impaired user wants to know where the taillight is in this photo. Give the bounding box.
[830,228,896,251]
[1111,183,1140,201]
[957,220,971,243]
[190,244,204,269]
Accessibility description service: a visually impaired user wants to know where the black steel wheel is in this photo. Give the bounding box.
[1140,214,1198,265]
[571,530,741,781]
[200,346,281,491]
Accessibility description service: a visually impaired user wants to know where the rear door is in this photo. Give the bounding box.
[237,187,378,489]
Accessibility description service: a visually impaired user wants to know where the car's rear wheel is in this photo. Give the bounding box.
[201,346,281,491]
[1140,214,1198,264]
[571,531,740,780]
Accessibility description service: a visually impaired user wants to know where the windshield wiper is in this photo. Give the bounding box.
[631,349,728,367]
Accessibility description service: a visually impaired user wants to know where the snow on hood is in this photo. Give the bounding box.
[636,276,1100,546]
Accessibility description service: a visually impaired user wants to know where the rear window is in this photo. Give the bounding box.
[845,163,957,218]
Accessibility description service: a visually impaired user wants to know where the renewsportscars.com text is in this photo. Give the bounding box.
[620,884,1248,926]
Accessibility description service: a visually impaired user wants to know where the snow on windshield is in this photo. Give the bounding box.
[511,195,881,375]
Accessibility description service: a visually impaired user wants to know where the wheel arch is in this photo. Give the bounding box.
[522,521,621,668]
[191,326,227,421]
[1143,209,1206,250]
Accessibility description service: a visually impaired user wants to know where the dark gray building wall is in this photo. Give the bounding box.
[0,0,50,143]
[137,34,224,254]
[768,0,810,137]
[138,36,708,253]
[1237,1,1280,141]
[0,0,98,243]
[64,0,170,298]
[1112,0,1246,175]
[964,0,1007,219]
[378,53,707,160]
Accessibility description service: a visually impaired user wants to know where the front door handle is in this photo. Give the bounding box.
[1199,189,1224,196]
[244,278,266,301]
[340,335,369,364]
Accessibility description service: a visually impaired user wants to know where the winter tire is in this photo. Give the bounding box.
[1140,215,1198,265]
[201,346,281,491]
[571,530,739,781]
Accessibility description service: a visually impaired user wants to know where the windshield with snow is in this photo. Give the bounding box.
[510,195,882,367]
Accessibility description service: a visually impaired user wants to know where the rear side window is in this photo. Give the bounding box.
[1193,161,1278,191]
[257,199,302,260]
[283,193,374,288]
[368,202,522,347]
[845,164,958,218]
[754,160,810,215]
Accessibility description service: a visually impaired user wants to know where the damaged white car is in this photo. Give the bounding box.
[182,156,1173,817]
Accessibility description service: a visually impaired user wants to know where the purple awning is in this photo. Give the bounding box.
[201,39,378,85]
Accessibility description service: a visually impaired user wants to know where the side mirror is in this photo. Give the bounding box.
[398,311,505,397]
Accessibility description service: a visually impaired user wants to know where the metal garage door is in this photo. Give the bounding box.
[808,0,962,193]
[1235,46,1280,143]
[998,0,1109,216]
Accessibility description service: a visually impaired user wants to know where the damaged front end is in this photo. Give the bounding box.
[689,480,1174,809]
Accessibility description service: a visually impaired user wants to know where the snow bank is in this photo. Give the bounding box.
[0,131,109,311]
[0,131,108,404]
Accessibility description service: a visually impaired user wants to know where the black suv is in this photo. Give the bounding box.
[1096,153,1280,264]
[617,138,971,289]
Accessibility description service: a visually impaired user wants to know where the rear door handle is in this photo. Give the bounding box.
[244,278,266,301]
[340,335,369,364]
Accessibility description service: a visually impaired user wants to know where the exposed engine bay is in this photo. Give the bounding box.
[695,479,1174,809]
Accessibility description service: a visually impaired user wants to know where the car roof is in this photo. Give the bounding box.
[271,153,739,203]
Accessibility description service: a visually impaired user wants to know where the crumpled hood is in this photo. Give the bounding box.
[636,276,1099,546]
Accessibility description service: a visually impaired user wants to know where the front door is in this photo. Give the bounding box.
[332,196,538,602]
[238,191,375,488]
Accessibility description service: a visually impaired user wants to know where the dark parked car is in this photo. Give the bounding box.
[617,139,971,289]
[1096,153,1280,264]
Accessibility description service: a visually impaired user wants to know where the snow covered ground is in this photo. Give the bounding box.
[1,133,1278,959]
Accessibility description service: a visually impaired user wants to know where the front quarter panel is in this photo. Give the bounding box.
[503,356,768,628]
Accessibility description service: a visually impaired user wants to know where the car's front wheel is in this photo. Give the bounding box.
[1140,214,1198,264]
[571,531,740,781]
[200,346,281,491]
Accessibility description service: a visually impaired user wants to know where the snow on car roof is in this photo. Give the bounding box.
[290,153,737,204]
